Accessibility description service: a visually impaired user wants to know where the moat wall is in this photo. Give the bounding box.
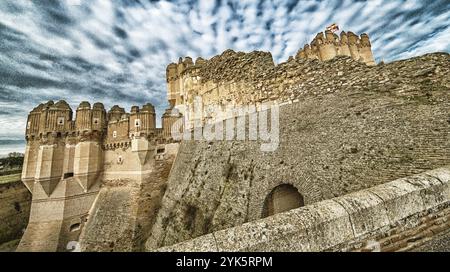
[0,181,31,245]
[155,166,450,252]
[147,53,450,249]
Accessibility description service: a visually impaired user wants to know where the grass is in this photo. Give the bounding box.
[0,239,20,252]
[0,173,21,184]
[0,168,22,176]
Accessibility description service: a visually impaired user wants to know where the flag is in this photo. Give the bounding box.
[327,23,340,33]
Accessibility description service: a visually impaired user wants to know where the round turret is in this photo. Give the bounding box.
[184,57,194,67]
[360,33,371,46]
[93,102,105,110]
[340,31,348,43]
[78,101,91,110]
[54,100,71,110]
[142,103,155,113]
[108,105,125,122]
[131,106,139,113]
[325,30,336,43]
[195,57,206,65]
[347,32,359,44]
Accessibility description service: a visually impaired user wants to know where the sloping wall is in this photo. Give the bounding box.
[154,166,450,252]
[147,56,450,249]
[0,181,31,245]
[79,143,179,252]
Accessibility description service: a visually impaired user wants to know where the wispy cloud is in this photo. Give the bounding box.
[0,0,449,145]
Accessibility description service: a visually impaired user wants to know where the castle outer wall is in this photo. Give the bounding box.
[155,166,450,252]
[146,53,450,249]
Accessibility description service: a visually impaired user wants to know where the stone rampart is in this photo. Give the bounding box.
[155,167,450,252]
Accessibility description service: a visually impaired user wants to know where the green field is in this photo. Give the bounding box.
[0,173,21,184]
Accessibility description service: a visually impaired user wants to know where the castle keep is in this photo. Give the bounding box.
[19,100,180,251]
[16,30,450,252]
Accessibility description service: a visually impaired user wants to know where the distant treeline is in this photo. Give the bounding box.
[0,152,24,170]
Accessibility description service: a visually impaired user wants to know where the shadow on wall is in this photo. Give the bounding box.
[262,184,304,218]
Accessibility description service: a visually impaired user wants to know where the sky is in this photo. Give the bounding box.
[0,0,449,155]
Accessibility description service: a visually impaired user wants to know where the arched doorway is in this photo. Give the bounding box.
[262,184,304,218]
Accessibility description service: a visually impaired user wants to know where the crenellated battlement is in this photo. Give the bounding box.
[19,100,183,251]
[22,100,182,196]
[296,31,376,65]
[164,30,376,129]
[25,100,180,144]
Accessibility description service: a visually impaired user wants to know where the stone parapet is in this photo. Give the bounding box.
[155,167,450,252]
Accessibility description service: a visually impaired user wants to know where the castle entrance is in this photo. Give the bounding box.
[262,184,304,218]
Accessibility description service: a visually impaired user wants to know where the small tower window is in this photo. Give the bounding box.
[57,117,65,126]
[113,131,117,138]
[93,118,100,125]
[135,119,141,127]
[117,156,123,164]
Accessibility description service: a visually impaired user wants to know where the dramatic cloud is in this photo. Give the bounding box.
[0,0,449,154]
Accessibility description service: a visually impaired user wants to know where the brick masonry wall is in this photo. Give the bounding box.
[0,181,31,244]
[154,167,450,252]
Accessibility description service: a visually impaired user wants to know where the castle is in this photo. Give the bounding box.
[16,30,450,252]
[165,30,375,128]
[18,100,181,251]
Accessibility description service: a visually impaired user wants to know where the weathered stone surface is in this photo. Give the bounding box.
[157,234,218,252]
[20,96,181,251]
[154,167,450,252]
[148,52,450,249]
[0,181,31,246]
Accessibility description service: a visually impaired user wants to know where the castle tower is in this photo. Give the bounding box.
[162,107,183,139]
[33,100,72,196]
[107,105,129,143]
[338,31,351,57]
[92,102,107,132]
[295,48,306,59]
[73,101,105,192]
[108,105,126,122]
[296,30,376,66]
[359,33,376,66]
[317,30,338,61]
[75,101,92,132]
[195,57,206,66]
[347,31,361,62]
[166,63,178,108]
[22,103,45,192]
[129,103,156,138]
[303,44,315,60]
[34,134,65,196]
